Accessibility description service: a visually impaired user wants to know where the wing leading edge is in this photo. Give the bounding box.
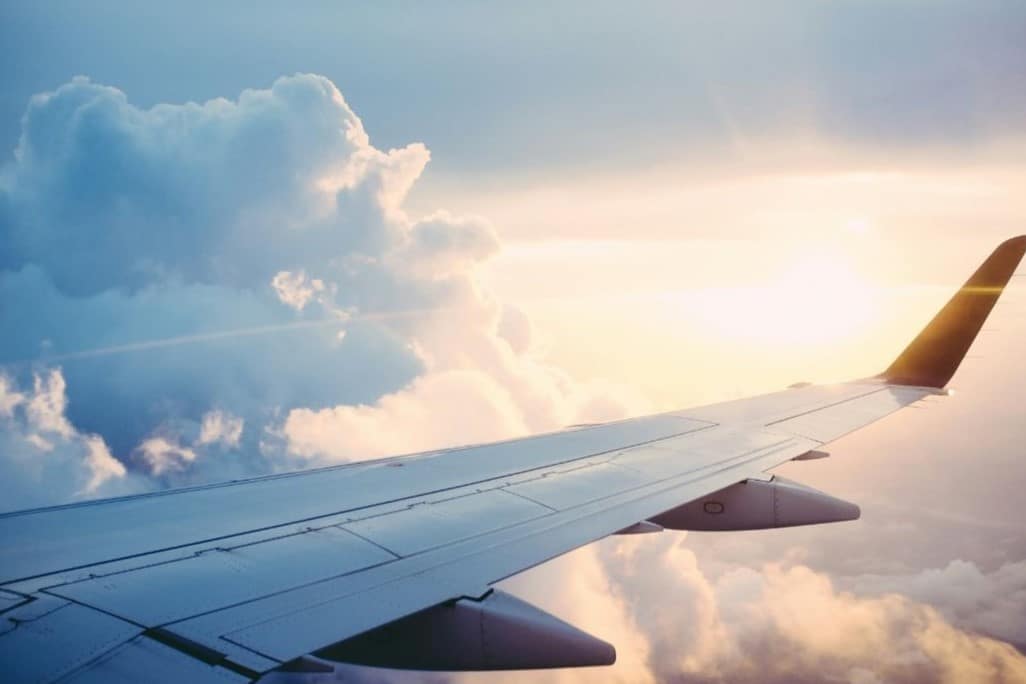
[1,236,1023,682]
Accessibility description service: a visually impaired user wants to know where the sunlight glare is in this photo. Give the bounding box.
[685,247,879,348]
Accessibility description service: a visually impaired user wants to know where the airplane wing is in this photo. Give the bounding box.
[2,236,1024,683]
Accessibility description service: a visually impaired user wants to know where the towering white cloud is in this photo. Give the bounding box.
[0,73,643,493]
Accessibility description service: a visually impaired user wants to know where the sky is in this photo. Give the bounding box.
[1,2,1026,683]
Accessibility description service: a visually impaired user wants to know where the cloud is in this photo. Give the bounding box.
[395,211,501,279]
[848,559,1026,648]
[1,72,426,298]
[281,351,651,464]
[0,73,646,493]
[705,562,1026,684]
[585,535,1026,684]
[271,270,329,312]
[282,370,529,462]
[0,369,138,511]
[0,376,23,418]
[197,409,244,448]
[134,435,198,476]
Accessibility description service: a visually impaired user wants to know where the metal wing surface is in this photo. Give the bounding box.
[2,236,1023,682]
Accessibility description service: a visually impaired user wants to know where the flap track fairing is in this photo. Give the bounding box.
[651,476,860,531]
[315,589,615,671]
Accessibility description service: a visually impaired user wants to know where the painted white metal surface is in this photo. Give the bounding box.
[341,489,551,557]
[767,385,929,442]
[0,413,707,584]
[0,600,140,683]
[216,431,821,662]
[49,527,396,626]
[61,636,248,684]
[316,589,616,669]
[652,476,860,530]
[609,429,796,480]
[0,382,928,681]
[0,589,27,613]
[678,382,878,424]
[505,462,653,510]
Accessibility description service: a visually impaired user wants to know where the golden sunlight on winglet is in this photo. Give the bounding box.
[881,235,1026,388]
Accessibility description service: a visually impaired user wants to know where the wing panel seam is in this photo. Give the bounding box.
[763,386,884,427]
[4,422,717,587]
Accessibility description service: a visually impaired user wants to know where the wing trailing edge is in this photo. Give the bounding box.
[881,235,1026,388]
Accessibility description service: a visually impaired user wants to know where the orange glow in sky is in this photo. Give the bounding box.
[471,163,1026,410]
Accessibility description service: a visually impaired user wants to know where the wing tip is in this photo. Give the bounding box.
[881,234,1026,389]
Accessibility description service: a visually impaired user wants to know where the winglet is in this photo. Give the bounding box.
[881,235,1026,388]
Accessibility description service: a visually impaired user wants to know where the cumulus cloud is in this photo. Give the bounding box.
[0,370,137,511]
[560,536,1026,684]
[134,435,198,476]
[283,370,529,461]
[394,211,501,279]
[696,561,1026,684]
[197,409,244,448]
[271,270,329,311]
[3,75,389,295]
[848,559,1026,649]
[0,376,23,418]
[0,73,645,490]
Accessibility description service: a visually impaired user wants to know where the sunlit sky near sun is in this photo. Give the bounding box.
[469,164,1026,407]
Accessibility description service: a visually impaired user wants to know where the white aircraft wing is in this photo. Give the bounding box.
[1,236,1024,683]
